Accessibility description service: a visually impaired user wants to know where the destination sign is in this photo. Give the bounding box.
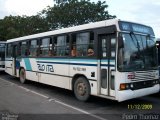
[119,21,155,36]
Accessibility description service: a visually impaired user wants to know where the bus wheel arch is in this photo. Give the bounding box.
[72,74,91,101]
[19,67,26,84]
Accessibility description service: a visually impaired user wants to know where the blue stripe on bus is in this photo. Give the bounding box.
[37,58,97,63]
[70,59,97,62]
[36,61,97,66]
[37,58,115,62]
[24,58,32,71]
[36,61,115,67]
[101,59,115,62]
[36,58,115,67]
[101,64,115,67]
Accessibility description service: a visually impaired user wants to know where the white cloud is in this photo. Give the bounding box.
[106,0,160,37]
[0,0,160,37]
[4,0,53,16]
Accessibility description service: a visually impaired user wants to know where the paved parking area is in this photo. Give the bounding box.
[0,77,106,120]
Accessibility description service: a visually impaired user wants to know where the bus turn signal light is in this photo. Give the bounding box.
[120,83,126,90]
[120,83,131,90]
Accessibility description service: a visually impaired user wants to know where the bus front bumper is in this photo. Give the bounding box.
[117,84,160,102]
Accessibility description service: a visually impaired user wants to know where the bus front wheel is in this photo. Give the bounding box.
[74,77,90,101]
[19,68,26,84]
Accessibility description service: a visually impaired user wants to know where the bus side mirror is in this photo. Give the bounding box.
[118,36,124,48]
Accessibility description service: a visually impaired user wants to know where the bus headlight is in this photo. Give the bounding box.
[130,84,134,88]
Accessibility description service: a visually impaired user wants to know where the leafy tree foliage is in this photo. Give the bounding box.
[43,0,116,29]
[0,0,116,40]
[0,15,48,40]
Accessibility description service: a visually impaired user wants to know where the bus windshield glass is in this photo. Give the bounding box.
[118,33,157,72]
[119,21,155,36]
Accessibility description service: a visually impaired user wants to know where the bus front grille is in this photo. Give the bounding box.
[131,70,157,81]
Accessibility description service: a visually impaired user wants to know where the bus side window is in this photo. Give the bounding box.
[87,32,94,57]
[75,32,94,57]
[30,40,38,57]
[40,38,51,57]
[71,34,76,57]
[17,43,21,57]
[71,45,77,57]
[6,44,12,57]
[54,35,69,57]
[21,41,28,57]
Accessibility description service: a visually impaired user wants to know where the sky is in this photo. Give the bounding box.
[0,0,159,38]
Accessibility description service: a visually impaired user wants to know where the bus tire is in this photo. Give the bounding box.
[19,68,26,84]
[74,77,90,102]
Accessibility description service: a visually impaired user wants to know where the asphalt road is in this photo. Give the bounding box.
[0,72,160,120]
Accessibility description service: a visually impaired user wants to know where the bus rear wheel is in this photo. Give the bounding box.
[74,77,90,101]
[19,68,26,84]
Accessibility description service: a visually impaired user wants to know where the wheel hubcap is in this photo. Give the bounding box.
[77,82,86,96]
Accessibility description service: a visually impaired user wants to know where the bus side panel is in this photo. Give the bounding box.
[26,71,39,82]
[21,58,39,82]
[69,59,98,95]
[39,74,71,89]
[39,63,70,89]
[5,58,13,75]
[88,81,98,95]
[0,61,5,71]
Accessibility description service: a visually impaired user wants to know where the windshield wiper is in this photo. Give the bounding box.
[129,32,141,53]
[129,32,145,67]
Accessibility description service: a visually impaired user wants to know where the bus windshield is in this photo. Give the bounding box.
[118,33,157,72]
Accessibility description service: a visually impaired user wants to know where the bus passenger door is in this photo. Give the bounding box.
[12,45,17,76]
[99,34,116,97]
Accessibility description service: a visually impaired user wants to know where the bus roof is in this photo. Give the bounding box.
[6,19,153,43]
[6,19,119,43]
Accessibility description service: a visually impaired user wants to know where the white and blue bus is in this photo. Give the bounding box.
[5,19,159,102]
[0,41,6,71]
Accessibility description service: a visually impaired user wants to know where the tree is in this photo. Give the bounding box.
[0,15,49,40]
[42,0,116,30]
[0,0,116,40]
[0,16,19,40]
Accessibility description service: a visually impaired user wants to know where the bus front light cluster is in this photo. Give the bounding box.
[120,80,159,91]
[120,83,133,90]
